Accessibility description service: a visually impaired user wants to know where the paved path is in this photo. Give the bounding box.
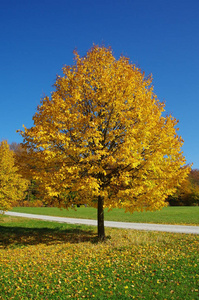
[3,211,199,234]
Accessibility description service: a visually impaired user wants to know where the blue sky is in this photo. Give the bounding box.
[0,0,198,168]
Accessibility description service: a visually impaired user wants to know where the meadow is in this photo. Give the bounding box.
[0,213,199,299]
[12,206,199,225]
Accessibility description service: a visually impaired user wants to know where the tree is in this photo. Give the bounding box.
[0,140,28,211]
[10,142,40,205]
[20,45,190,240]
[168,169,199,206]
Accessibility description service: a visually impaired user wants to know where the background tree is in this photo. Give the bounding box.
[10,142,31,179]
[20,45,190,240]
[168,169,199,206]
[10,142,41,206]
[0,140,28,211]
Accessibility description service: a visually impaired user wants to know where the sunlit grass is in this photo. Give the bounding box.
[12,206,199,225]
[0,215,199,299]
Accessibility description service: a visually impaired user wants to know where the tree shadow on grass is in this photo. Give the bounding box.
[0,225,98,249]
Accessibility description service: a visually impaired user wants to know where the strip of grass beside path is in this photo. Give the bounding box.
[0,215,198,300]
[12,206,199,225]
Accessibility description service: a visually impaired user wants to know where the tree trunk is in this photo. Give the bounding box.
[97,195,105,241]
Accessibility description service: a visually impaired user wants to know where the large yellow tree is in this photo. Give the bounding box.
[20,45,190,239]
[0,141,28,211]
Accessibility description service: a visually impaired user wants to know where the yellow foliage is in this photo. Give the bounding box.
[0,141,28,211]
[169,169,199,206]
[20,45,190,213]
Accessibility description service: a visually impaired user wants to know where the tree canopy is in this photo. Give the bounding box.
[20,45,190,239]
[0,140,28,211]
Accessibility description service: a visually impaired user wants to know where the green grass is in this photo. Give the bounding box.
[0,215,199,299]
[11,206,199,225]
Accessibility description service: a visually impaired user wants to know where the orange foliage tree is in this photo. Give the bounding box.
[10,142,41,206]
[20,46,190,239]
[0,141,28,211]
[168,169,199,206]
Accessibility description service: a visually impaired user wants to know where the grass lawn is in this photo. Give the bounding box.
[12,206,199,225]
[0,215,198,299]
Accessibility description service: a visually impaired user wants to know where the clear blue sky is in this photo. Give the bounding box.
[0,0,198,168]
